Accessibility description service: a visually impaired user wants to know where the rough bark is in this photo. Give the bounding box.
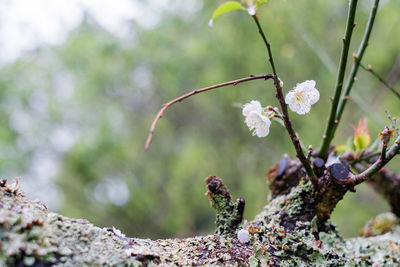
[1,171,400,266]
[267,156,356,230]
[205,175,245,235]
[367,169,400,216]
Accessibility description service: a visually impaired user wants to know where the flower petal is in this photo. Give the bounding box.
[245,110,260,129]
[303,80,316,88]
[304,88,320,105]
[288,101,311,115]
[242,100,262,117]
[244,111,271,137]
[255,116,271,137]
[285,80,319,114]
[285,91,295,105]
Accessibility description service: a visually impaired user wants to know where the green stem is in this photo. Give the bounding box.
[360,63,400,100]
[333,0,381,137]
[354,135,400,185]
[352,151,380,164]
[319,0,359,157]
[252,15,317,183]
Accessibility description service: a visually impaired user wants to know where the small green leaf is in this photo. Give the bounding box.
[209,1,245,28]
[354,133,371,151]
[334,145,353,153]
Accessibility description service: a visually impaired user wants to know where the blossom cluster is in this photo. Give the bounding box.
[242,100,271,137]
[243,80,319,138]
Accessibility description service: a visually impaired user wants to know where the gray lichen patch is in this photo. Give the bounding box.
[244,180,400,266]
[341,231,400,266]
[2,178,400,266]
[0,180,140,266]
[205,175,245,235]
[361,212,399,237]
[1,179,254,266]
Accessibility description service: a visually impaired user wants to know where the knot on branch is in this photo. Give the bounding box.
[328,163,350,182]
[312,163,356,228]
[205,175,245,235]
[312,157,326,177]
[266,156,305,198]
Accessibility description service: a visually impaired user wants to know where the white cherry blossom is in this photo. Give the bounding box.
[245,110,271,138]
[242,100,262,117]
[285,80,320,115]
[242,100,272,138]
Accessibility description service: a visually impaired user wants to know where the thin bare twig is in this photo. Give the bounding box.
[380,144,387,161]
[144,74,274,150]
[386,111,399,136]
[354,137,400,185]
[360,63,400,100]
[348,115,399,183]
[348,134,400,186]
[251,15,317,184]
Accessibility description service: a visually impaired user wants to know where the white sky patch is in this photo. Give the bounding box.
[0,0,82,62]
[0,0,195,63]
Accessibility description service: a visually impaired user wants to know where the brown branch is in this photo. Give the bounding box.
[205,175,245,235]
[266,156,305,198]
[380,141,388,162]
[251,15,318,184]
[345,134,400,186]
[144,74,274,150]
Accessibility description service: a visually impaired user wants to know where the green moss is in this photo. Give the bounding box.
[360,212,399,237]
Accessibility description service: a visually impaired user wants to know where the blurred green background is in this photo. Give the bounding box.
[0,0,399,238]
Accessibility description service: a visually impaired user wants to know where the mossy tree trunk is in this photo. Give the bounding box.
[1,157,400,266]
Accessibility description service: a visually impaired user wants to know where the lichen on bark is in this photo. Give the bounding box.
[1,168,400,266]
[205,175,245,235]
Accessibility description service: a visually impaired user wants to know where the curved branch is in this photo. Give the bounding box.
[144,74,274,150]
